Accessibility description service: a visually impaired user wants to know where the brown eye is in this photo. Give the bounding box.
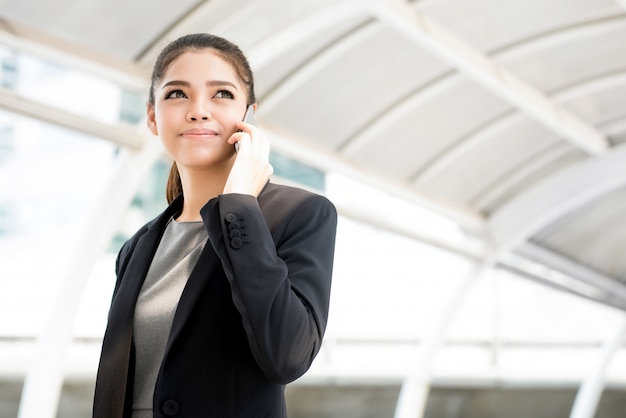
[165,89,187,99]
[215,90,234,99]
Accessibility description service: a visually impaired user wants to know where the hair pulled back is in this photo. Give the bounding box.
[148,33,256,203]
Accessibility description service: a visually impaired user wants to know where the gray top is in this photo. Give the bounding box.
[131,217,208,417]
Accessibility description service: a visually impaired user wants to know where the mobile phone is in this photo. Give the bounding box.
[235,105,256,152]
[243,104,257,126]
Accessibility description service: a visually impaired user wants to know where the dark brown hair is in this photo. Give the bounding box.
[148,33,256,203]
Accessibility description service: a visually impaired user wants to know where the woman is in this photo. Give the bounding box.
[93,33,337,418]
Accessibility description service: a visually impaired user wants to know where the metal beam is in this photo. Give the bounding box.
[415,69,626,190]
[0,28,147,92]
[394,259,494,418]
[332,191,486,263]
[488,143,626,253]
[369,1,608,155]
[517,242,626,302]
[0,86,145,149]
[264,129,486,231]
[570,315,626,418]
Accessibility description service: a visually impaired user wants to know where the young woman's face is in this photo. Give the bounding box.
[147,50,248,171]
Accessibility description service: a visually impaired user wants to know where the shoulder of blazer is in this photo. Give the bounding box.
[258,182,334,214]
[255,182,337,240]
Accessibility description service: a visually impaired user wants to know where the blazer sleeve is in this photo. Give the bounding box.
[201,191,337,384]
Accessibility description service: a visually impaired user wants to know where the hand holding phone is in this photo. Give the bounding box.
[224,104,272,197]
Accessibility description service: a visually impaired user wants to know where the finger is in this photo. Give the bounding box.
[232,132,251,153]
[236,120,255,134]
[245,127,266,158]
[242,125,265,154]
[260,130,270,157]
[227,131,241,145]
[251,128,263,155]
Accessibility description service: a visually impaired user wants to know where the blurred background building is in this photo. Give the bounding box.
[1,0,626,417]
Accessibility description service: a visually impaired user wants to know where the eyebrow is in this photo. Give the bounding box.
[161,80,239,90]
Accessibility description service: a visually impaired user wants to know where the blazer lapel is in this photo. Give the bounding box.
[94,198,182,417]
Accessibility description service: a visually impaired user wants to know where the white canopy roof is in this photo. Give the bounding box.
[1,0,626,310]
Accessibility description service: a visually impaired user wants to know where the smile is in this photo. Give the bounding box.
[180,128,218,139]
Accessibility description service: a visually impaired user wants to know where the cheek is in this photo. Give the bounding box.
[222,106,246,130]
[156,108,171,124]
[154,109,178,134]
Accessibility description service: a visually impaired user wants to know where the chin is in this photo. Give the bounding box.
[180,153,235,169]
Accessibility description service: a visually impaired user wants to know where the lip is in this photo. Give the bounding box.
[180,128,218,138]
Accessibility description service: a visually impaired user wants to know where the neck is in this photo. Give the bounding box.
[176,162,232,222]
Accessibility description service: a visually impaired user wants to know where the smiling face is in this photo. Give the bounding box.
[147,50,249,173]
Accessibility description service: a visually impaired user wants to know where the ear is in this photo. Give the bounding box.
[252,103,258,112]
[146,103,158,136]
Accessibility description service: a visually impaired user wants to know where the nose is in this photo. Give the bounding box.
[187,100,212,121]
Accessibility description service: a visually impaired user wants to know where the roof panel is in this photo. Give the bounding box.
[344,76,509,181]
[215,0,340,48]
[475,146,585,214]
[266,22,449,150]
[416,119,565,207]
[253,16,374,100]
[0,0,203,60]
[533,187,626,282]
[498,18,626,92]
[559,75,626,125]
[418,0,622,51]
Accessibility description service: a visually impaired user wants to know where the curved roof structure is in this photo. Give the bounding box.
[2,0,625,309]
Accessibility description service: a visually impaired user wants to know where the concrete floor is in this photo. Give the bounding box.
[2,380,626,417]
[287,384,626,418]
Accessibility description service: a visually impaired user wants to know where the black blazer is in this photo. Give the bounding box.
[93,182,337,418]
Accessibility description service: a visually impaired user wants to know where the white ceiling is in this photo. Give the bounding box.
[1,0,626,309]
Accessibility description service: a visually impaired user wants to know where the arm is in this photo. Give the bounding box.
[201,191,337,384]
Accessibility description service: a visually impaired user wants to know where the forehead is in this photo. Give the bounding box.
[162,50,242,87]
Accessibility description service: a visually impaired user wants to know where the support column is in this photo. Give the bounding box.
[569,314,626,418]
[17,140,162,418]
[394,257,494,418]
